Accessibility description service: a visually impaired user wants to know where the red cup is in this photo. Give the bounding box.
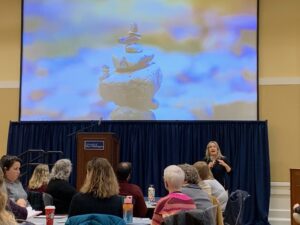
[45,205,55,225]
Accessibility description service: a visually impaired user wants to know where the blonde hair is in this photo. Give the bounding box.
[28,164,49,189]
[193,161,214,180]
[0,168,18,225]
[80,158,119,198]
[204,141,224,160]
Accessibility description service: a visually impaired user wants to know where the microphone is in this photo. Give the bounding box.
[210,156,217,165]
[67,117,103,137]
[98,117,103,126]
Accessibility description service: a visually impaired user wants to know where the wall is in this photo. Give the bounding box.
[0,0,20,154]
[0,0,300,183]
[259,0,300,181]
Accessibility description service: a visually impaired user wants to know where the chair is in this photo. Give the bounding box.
[162,205,218,225]
[27,191,54,212]
[223,189,250,225]
[42,192,53,206]
[210,195,224,225]
[65,213,126,225]
[27,191,44,211]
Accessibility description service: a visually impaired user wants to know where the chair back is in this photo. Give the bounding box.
[223,189,250,225]
[210,195,224,225]
[42,192,53,206]
[27,191,44,211]
[162,206,218,225]
[65,214,126,225]
[27,191,54,213]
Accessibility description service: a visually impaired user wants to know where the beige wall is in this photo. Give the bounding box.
[0,0,20,154]
[259,0,300,181]
[0,0,299,181]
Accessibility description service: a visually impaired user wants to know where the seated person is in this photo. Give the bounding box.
[178,163,213,210]
[192,161,228,212]
[0,166,22,224]
[193,161,212,195]
[294,203,300,224]
[28,164,49,193]
[46,159,76,214]
[68,157,123,217]
[116,162,147,217]
[0,155,28,207]
[151,165,196,225]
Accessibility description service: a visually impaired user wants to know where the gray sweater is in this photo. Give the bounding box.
[181,184,213,210]
[5,179,28,201]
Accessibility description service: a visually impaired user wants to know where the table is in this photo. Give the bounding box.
[27,215,67,225]
[28,216,150,225]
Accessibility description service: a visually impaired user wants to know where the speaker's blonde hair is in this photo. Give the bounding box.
[204,141,224,160]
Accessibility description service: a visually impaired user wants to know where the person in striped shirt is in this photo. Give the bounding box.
[151,165,196,225]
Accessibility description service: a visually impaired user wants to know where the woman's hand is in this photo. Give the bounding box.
[217,159,232,173]
[208,161,215,168]
[16,198,27,207]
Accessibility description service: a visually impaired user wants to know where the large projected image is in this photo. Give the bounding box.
[21,0,257,121]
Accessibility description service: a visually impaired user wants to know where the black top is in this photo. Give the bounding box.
[46,179,77,214]
[68,192,123,218]
[203,156,231,188]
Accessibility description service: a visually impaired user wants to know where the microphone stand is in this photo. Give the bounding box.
[67,119,102,137]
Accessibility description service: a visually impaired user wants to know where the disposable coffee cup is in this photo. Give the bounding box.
[45,205,55,225]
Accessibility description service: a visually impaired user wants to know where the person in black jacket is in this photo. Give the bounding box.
[203,141,231,188]
[46,159,76,214]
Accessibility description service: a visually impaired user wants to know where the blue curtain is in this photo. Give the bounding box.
[7,120,270,225]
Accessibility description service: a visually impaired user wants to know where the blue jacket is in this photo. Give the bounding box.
[65,214,126,225]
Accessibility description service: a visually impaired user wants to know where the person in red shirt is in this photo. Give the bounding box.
[116,162,147,217]
[28,164,49,193]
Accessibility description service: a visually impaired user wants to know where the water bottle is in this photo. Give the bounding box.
[123,196,133,223]
[148,184,155,202]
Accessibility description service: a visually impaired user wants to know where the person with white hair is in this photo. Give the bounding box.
[151,165,196,225]
[46,159,76,214]
[294,203,300,224]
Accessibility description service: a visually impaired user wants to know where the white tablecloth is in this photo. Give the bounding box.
[28,216,151,225]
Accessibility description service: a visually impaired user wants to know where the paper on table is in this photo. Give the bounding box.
[26,207,42,219]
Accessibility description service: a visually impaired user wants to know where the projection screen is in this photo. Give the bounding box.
[20,0,258,121]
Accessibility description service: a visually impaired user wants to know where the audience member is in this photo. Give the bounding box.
[0,155,28,207]
[68,157,123,217]
[203,141,231,188]
[0,166,19,225]
[293,203,300,224]
[151,165,196,225]
[46,159,76,214]
[193,161,212,195]
[28,164,49,192]
[178,163,213,210]
[116,162,147,217]
[193,161,228,211]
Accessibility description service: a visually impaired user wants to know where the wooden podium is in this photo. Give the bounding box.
[290,168,300,225]
[76,132,120,189]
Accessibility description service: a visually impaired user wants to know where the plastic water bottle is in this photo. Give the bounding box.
[123,196,133,223]
[148,184,155,202]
